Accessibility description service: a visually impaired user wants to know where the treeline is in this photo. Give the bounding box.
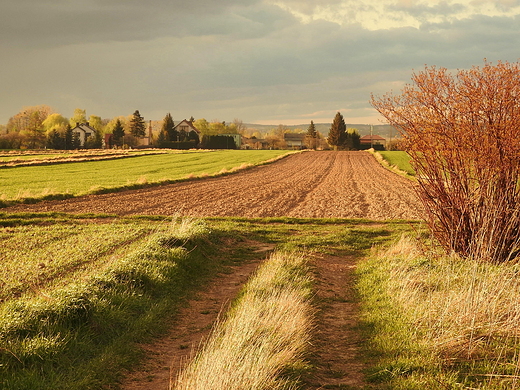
[0,105,366,151]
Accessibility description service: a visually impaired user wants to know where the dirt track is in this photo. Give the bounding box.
[5,151,423,220]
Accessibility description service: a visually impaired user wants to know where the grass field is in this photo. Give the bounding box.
[377,151,415,176]
[0,213,413,389]
[0,150,292,203]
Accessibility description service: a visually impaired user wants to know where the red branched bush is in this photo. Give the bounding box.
[371,61,520,262]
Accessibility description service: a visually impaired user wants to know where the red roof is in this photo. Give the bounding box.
[360,135,386,140]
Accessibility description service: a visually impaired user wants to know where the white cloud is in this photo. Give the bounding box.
[268,0,520,30]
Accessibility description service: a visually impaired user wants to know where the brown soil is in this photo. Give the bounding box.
[304,253,368,389]
[4,151,423,220]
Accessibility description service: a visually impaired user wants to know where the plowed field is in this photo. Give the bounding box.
[5,151,423,219]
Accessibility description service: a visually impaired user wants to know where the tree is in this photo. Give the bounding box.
[161,113,177,141]
[232,118,247,135]
[6,105,53,133]
[46,129,64,149]
[345,128,361,150]
[306,120,318,149]
[371,60,520,263]
[112,119,125,146]
[69,108,87,127]
[88,115,104,133]
[43,113,68,133]
[129,110,146,137]
[327,112,346,150]
[193,118,209,135]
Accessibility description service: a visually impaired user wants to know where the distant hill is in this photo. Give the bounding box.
[244,123,399,139]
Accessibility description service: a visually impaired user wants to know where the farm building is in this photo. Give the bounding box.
[360,134,387,150]
[174,119,201,137]
[284,133,306,149]
[242,137,270,150]
[71,122,97,147]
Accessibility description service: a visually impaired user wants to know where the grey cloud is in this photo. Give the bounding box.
[0,0,266,48]
[2,1,520,125]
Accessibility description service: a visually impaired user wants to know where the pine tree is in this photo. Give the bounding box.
[346,128,361,150]
[112,119,125,146]
[306,120,317,149]
[327,112,346,151]
[162,113,176,141]
[65,124,73,150]
[129,110,146,137]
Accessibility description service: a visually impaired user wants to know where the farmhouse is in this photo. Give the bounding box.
[174,119,201,137]
[243,137,270,150]
[71,122,97,147]
[284,133,306,149]
[360,134,387,150]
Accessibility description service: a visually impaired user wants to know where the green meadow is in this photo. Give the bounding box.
[378,151,415,176]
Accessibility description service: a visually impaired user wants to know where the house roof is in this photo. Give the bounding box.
[360,134,386,141]
[283,133,306,141]
[174,119,201,134]
[71,122,96,134]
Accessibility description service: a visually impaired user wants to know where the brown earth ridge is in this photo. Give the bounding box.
[5,151,423,219]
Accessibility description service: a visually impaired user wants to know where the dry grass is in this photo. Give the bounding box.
[172,251,314,390]
[367,235,520,388]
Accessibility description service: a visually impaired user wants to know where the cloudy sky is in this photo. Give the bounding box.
[1,0,520,126]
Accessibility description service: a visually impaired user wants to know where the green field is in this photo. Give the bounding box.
[0,150,291,203]
[378,151,415,176]
[0,213,413,389]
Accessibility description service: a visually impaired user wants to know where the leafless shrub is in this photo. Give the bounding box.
[372,61,520,262]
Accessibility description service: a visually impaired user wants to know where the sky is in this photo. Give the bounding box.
[1,0,520,126]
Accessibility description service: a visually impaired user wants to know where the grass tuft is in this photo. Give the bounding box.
[173,251,314,390]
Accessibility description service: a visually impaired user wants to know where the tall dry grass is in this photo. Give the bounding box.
[370,235,520,387]
[172,251,314,390]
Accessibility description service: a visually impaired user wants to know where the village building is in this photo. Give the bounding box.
[360,134,387,150]
[283,133,306,149]
[174,119,201,137]
[71,122,97,147]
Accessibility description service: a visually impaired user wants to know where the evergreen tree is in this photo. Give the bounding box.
[47,129,64,149]
[65,124,73,150]
[156,129,167,147]
[71,132,81,149]
[129,110,146,137]
[112,119,125,146]
[162,113,177,141]
[306,120,317,149]
[345,128,361,150]
[327,112,347,151]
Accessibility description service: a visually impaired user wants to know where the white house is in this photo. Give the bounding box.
[71,122,97,147]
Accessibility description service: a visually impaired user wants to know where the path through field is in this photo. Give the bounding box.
[6,151,423,219]
[6,151,422,389]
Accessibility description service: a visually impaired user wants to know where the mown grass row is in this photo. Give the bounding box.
[0,150,294,206]
[358,235,520,389]
[0,216,240,390]
[173,251,314,390]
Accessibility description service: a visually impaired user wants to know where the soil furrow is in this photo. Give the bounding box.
[4,151,423,220]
